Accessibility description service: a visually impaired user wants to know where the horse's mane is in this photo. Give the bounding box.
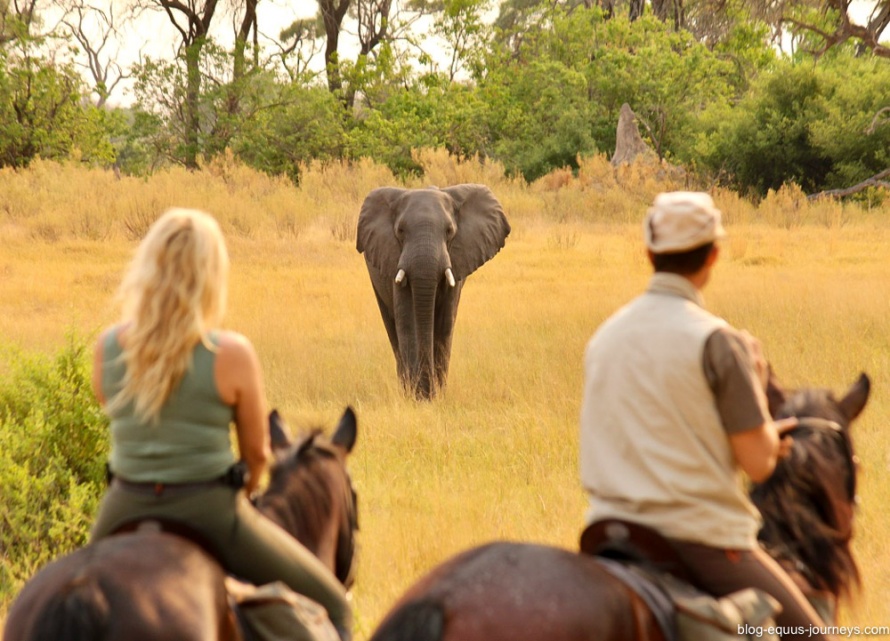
[752,388,860,599]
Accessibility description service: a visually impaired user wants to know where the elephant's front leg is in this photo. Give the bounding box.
[434,281,463,390]
[367,265,403,379]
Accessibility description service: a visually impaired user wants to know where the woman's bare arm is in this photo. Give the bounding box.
[215,331,270,495]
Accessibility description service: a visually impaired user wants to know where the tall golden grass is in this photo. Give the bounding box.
[1,153,889,637]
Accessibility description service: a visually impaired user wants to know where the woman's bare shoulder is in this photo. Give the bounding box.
[213,330,258,362]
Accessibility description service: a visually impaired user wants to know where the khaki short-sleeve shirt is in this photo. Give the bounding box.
[703,328,772,435]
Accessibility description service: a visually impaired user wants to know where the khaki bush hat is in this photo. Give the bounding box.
[644,191,726,254]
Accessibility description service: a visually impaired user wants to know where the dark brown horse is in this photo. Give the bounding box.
[368,374,870,641]
[754,372,870,623]
[3,407,359,641]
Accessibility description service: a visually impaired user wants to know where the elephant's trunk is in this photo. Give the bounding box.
[409,276,438,399]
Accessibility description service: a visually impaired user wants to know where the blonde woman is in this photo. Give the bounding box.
[90,208,352,640]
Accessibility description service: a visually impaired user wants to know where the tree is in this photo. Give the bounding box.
[59,0,129,107]
[347,79,492,176]
[233,79,346,183]
[430,0,491,81]
[272,17,324,81]
[808,52,890,189]
[478,7,739,177]
[1,0,39,44]
[132,0,222,167]
[778,0,890,58]
[282,0,431,109]
[0,42,115,167]
[318,0,350,95]
[693,62,833,195]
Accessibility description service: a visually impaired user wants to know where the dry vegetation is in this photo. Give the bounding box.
[1,152,889,637]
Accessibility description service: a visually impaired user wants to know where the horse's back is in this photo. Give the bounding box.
[5,530,233,641]
[370,541,664,641]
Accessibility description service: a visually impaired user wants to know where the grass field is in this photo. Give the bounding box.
[1,157,889,637]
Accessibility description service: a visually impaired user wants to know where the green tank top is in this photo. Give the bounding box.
[102,327,236,483]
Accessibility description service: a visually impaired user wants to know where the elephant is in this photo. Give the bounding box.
[357,184,510,400]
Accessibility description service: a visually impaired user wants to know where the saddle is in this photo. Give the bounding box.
[111,517,226,565]
[110,519,338,641]
[580,520,780,641]
[580,518,691,581]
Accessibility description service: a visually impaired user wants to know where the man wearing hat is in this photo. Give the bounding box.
[579,192,832,637]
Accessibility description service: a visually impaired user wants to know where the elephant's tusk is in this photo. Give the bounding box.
[395,269,406,285]
[445,268,456,288]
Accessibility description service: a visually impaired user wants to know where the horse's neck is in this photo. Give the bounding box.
[259,476,333,567]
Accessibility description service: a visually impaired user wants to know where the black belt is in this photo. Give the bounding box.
[110,461,247,497]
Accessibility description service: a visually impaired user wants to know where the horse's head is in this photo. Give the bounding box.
[752,372,870,613]
[258,407,359,589]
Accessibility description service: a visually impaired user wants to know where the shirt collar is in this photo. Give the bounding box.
[646,272,705,308]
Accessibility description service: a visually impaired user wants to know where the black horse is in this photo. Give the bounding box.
[368,373,870,641]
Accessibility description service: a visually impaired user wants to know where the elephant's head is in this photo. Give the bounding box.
[357,184,510,399]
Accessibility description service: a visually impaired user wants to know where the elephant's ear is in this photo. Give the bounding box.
[443,184,511,280]
[357,187,406,276]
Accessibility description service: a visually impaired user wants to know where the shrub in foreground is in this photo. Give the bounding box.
[0,336,108,608]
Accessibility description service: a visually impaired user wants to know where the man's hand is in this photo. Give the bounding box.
[775,417,798,460]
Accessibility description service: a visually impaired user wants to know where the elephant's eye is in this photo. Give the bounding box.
[446,223,456,239]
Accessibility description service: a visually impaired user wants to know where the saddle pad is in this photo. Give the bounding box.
[597,558,678,641]
[597,559,781,641]
[226,578,340,641]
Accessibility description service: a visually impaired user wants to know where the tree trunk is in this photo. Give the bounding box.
[184,40,203,169]
[807,168,890,200]
[320,0,350,97]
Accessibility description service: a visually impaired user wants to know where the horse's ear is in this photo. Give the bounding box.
[765,365,787,419]
[269,409,292,451]
[331,406,357,454]
[838,373,871,423]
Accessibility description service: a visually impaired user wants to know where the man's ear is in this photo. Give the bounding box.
[707,244,720,266]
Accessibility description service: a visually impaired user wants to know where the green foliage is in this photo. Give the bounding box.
[126,57,189,166]
[585,15,737,159]
[693,54,890,196]
[710,19,778,92]
[482,58,597,180]
[0,45,115,168]
[808,54,890,190]
[347,80,493,177]
[111,107,168,175]
[431,0,492,79]
[474,9,740,181]
[130,40,264,169]
[233,79,347,184]
[0,336,108,604]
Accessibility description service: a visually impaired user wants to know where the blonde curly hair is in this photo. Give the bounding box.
[107,208,230,422]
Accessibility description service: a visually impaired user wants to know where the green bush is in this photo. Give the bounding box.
[691,53,890,197]
[0,336,108,610]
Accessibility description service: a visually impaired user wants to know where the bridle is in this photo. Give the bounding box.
[783,417,857,505]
